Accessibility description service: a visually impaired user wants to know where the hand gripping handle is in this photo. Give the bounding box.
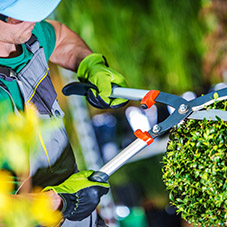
[62,82,151,101]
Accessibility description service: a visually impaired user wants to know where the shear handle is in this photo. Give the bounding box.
[89,138,149,181]
[62,82,150,101]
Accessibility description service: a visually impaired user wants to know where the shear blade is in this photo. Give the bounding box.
[188,110,227,121]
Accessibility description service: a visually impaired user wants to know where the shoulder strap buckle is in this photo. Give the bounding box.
[25,34,39,53]
[0,66,17,82]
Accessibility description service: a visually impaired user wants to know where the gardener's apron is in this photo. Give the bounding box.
[0,36,77,187]
[16,35,78,188]
[0,34,102,227]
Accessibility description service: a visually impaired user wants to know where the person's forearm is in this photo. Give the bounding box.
[48,20,92,72]
[44,190,63,210]
[13,190,62,211]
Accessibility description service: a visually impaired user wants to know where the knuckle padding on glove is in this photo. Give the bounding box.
[87,89,128,109]
[109,100,129,109]
[59,186,109,221]
[86,89,110,109]
[77,53,128,109]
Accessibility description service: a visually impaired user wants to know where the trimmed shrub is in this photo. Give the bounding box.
[162,97,227,227]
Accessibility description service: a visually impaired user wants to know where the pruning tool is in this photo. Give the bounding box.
[62,82,227,183]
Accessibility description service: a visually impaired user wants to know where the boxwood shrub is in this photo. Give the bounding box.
[162,95,227,227]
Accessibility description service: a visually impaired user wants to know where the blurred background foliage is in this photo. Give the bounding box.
[55,0,210,94]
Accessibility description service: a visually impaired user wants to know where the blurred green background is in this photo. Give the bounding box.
[55,0,210,94]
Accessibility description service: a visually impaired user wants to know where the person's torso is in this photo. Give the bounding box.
[0,31,77,190]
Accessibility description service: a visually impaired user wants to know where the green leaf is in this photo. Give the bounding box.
[213,92,219,100]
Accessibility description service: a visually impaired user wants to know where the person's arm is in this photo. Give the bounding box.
[11,190,63,211]
[47,20,92,72]
[36,190,63,211]
[47,20,128,109]
[8,191,64,225]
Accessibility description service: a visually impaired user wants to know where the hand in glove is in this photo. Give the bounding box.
[77,53,128,109]
[43,170,109,221]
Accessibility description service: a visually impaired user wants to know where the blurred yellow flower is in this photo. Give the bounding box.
[0,105,39,173]
[0,105,62,226]
[0,170,14,194]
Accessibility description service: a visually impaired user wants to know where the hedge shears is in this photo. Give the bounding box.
[62,82,227,182]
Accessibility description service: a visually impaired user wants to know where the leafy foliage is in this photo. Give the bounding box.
[162,97,227,227]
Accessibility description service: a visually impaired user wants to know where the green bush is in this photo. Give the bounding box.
[162,98,227,227]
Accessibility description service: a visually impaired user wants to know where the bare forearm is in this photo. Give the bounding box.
[48,20,92,71]
[44,190,63,210]
[13,190,62,211]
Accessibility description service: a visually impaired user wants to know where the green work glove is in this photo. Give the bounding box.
[43,170,109,221]
[77,53,128,109]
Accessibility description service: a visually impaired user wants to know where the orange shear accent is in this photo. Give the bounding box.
[140,90,160,109]
[134,129,154,145]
